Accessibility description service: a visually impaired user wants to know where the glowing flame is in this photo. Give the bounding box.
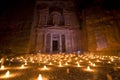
[25,62,27,65]
[43,65,47,70]
[49,62,52,65]
[5,71,10,77]
[1,65,4,70]
[96,59,100,62]
[76,61,79,64]
[108,61,111,63]
[38,74,42,80]
[21,65,24,68]
[65,62,68,65]
[111,58,114,62]
[87,66,91,71]
[59,63,62,67]
[77,63,80,67]
[92,63,96,66]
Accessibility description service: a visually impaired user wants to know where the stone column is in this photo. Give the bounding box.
[65,33,68,52]
[39,32,44,52]
[44,33,46,52]
[36,33,39,52]
[50,33,53,53]
[59,34,62,52]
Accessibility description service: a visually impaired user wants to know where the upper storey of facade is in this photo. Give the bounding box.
[36,0,75,9]
[34,0,80,29]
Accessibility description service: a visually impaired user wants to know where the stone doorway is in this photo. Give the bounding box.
[52,40,59,52]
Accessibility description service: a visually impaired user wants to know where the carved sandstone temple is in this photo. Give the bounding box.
[28,0,120,54]
[29,0,82,53]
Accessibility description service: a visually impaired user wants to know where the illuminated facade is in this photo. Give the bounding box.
[29,0,120,54]
[29,0,82,53]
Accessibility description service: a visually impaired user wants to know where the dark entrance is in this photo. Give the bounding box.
[62,35,66,52]
[52,40,58,52]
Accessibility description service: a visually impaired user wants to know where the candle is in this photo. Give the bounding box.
[59,62,62,67]
[65,62,68,65]
[25,62,27,65]
[77,63,81,67]
[43,65,47,70]
[0,70,21,79]
[87,66,91,71]
[5,71,10,78]
[0,65,4,70]
[92,63,96,67]
[49,62,52,65]
[38,74,42,80]
[21,65,25,69]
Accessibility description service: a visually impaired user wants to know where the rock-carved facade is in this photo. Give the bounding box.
[29,0,82,53]
[29,0,120,54]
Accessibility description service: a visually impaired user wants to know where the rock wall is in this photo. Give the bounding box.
[83,7,120,52]
[0,1,35,54]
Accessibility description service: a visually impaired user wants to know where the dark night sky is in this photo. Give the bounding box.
[76,0,120,10]
[0,0,35,15]
[0,0,120,14]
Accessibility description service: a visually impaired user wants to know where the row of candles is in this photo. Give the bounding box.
[0,64,43,80]
[0,54,120,80]
[0,64,94,80]
[10,55,119,66]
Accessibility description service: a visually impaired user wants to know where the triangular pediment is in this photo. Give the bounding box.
[42,26,67,30]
